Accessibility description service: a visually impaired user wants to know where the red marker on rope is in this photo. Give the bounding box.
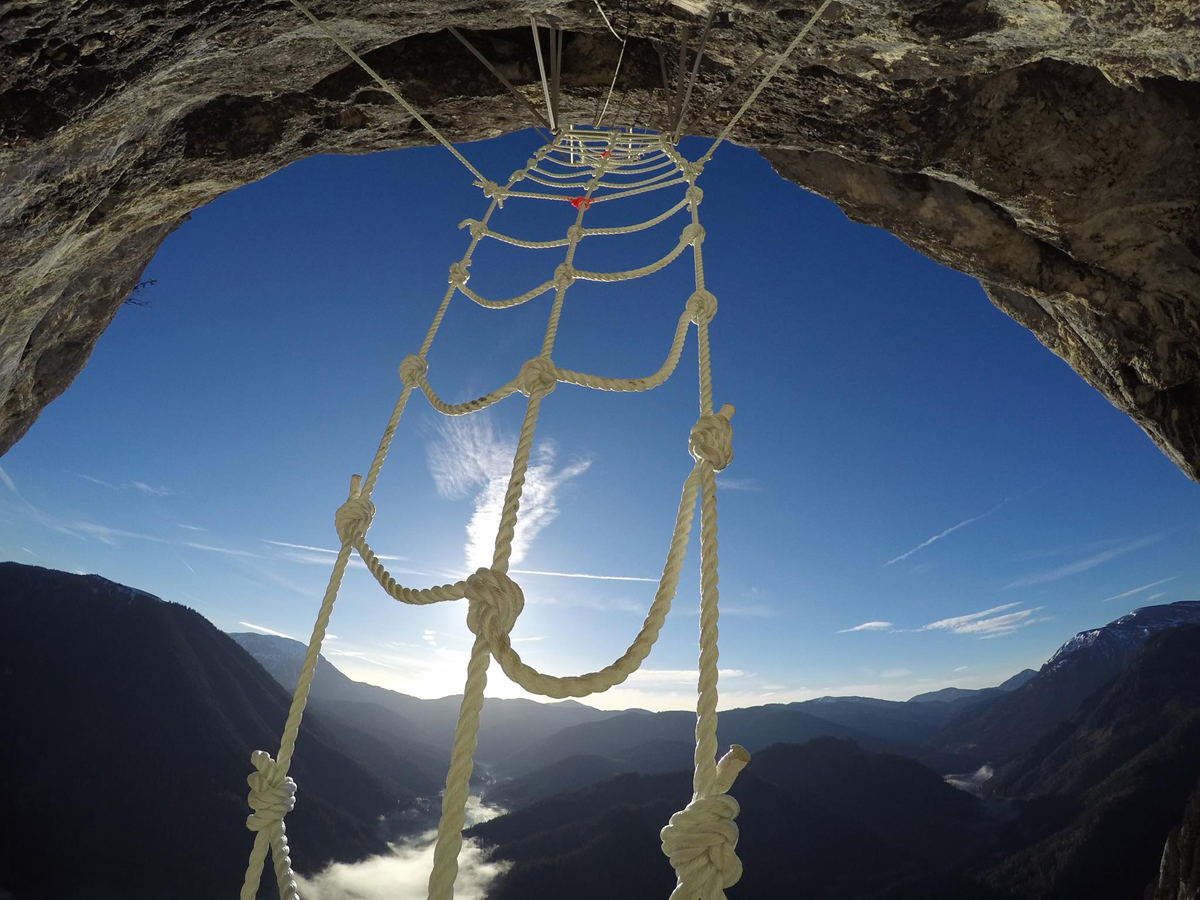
[570,197,593,210]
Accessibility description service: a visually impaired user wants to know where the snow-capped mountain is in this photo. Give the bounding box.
[1046,600,1200,673]
[932,600,1200,762]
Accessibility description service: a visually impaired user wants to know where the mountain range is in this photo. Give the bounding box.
[0,563,406,900]
[468,623,1200,900]
[929,601,1200,763]
[230,630,616,773]
[3,560,1200,900]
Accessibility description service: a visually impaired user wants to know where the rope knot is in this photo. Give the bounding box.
[245,750,297,834]
[465,567,525,639]
[661,746,750,898]
[448,261,471,287]
[566,224,586,243]
[682,160,706,181]
[479,180,508,205]
[686,185,704,206]
[681,223,706,247]
[689,405,735,471]
[516,356,558,397]
[334,494,375,545]
[398,354,428,388]
[553,262,576,291]
[569,196,593,211]
[686,289,718,325]
[660,795,743,895]
[459,218,488,240]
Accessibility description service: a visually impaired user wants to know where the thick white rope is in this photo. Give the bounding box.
[237,140,554,900]
[244,2,836,890]
[284,0,487,184]
[240,128,749,900]
[530,16,557,132]
[423,131,620,900]
[701,0,834,162]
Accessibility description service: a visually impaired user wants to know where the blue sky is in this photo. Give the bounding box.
[3,128,1198,710]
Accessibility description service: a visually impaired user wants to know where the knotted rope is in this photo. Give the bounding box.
[661,745,752,900]
[239,125,751,900]
[242,750,299,900]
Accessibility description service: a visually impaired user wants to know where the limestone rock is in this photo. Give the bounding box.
[2,0,1198,477]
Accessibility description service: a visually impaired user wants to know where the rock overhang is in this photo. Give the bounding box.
[1,0,1198,478]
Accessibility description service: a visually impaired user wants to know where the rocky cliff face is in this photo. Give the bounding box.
[3,0,1199,476]
[1148,776,1200,900]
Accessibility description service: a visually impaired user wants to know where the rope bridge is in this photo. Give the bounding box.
[239,125,747,900]
[238,2,833,897]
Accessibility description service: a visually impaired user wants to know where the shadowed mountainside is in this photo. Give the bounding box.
[929,602,1200,763]
[1146,775,1200,900]
[6,560,1200,900]
[470,738,1002,900]
[982,625,1200,900]
[0,563,411,900]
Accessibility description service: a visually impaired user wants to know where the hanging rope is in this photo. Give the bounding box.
[285,0,488,183]
[448,26,553,135]
[239,0,841,894]
[701,0,834,162]
[237,125,749,900]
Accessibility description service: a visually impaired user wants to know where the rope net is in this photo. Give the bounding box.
[238,125,748,900]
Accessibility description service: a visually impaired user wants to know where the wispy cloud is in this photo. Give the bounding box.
[181,541,262,558]
[0,465,22,497]
[66,521,166,546]
[954,665,969,672]
[427,415,590,570]
[838,620,894,633]
[1100,576,1175,603]
[129,480,171,497]
[921,602,1046,638]
[1004,534,1161,589]
[238,621,294,639]
[715,477,761,491]
[177,523,206,532]
[263,539,405,561]
[326,648,398,670]
[1147,592,1166,601]
[75,473,171,496]
[509,568,656,583]
[884,498,1010,566]
[880,667,911,678]
[1010,537,1124,563]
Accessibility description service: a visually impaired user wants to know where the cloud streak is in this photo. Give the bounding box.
[921,602,1047,638]
[1100,576,1175,603]
[884,498,1010,566]
[1003,534,1161,589]
[263,539,405,562]
[509,568,657,583]
[238,621,295,639]
[75,473,172,496]
[426,415,589,570]
[715,477,761,492]
[838,620,894,633]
